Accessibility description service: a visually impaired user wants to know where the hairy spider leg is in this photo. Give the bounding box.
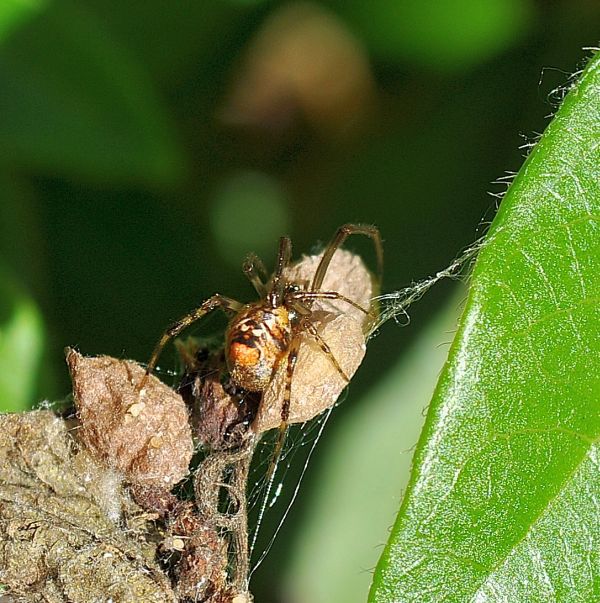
[139,294,242,390]
[300,318,350,382]
[311,223,384,292]
[289,290,373,319]
[268,236,292,307]
[264,313,352,482]
[265,232,382,478]
[265,337,301,480]
[243,252,269,297]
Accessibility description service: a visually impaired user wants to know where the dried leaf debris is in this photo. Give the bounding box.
[0,248,375,602]
[67,349,194,488]
[0,411,176,602]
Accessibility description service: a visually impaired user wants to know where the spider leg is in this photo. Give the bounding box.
[311,223,383,292]
[268,236,292,307]
[290,290,374,318]
[140,294,242,390]
[301,319,350,382]
[266,336,300,479]
[243,252,268,297]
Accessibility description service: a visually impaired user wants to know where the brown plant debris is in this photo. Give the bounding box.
[0,411,177,602]
[66,348,194,488]
[160,500,230,602]
[174,341,257,601]
[63,350,253,601]
[1,245,375,602]
[176,340,260,452]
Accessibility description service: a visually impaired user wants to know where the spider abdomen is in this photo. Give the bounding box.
[226,305,292,392]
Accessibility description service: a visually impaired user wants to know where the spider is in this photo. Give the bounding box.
[141,224,383,455]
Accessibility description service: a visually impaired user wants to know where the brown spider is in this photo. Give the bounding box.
[142,224,383,451]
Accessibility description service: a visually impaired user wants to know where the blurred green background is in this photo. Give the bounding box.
[0,1,598,601]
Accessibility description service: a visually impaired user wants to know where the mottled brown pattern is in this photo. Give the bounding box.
[226,305,292,392]
[66,349,193,488]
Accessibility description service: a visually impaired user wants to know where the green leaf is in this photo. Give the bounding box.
[0,265,45,412]
[329,0,533,72]
[370,51,600,602]
[0,1,185,186]
[0,0,46,43]
[284,296,462,603]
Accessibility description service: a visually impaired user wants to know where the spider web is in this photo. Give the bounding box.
[247,402,338,576]
[243,235,485,579]
[36,234,488,594]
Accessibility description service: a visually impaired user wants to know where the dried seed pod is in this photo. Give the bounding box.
[173,523,229,601]
[252,249,377,434]
[66,349,193,488]
[177,341,260,451]
[129,483,179,517]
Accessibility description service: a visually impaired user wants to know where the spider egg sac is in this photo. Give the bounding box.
[252,248,378,434]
